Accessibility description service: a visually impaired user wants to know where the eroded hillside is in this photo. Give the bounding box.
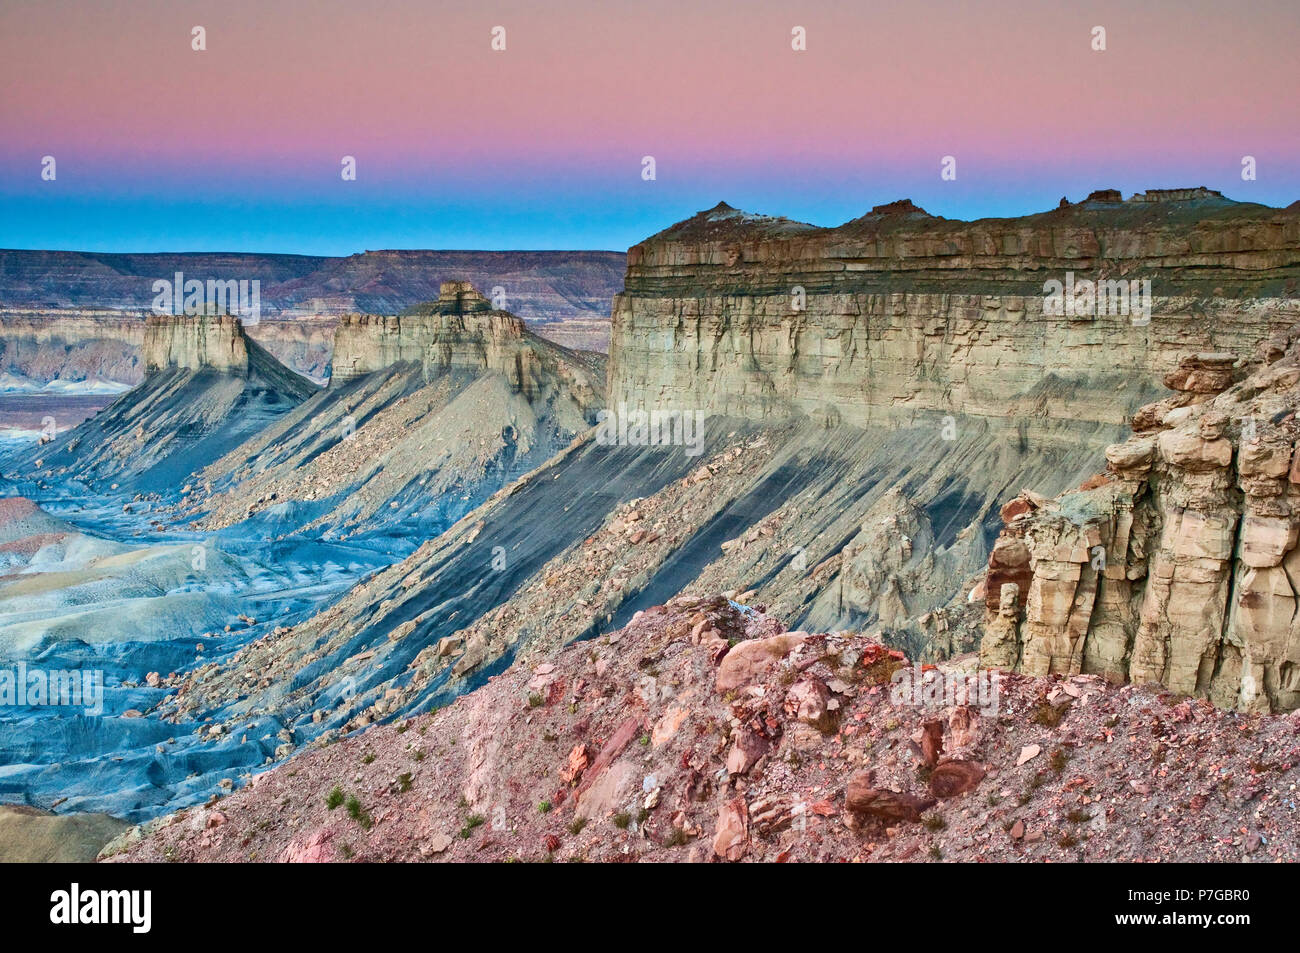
[123,193,1300,816]
[104,598,1300,863]
[175,282,605,539]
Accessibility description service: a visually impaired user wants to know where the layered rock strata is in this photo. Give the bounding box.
[14,314,317,490]
[980,330,1300,712]
[179,282,604,537]
[609,195,1300,432]
[330,282,602,405]
[0,249,625,323]
[109,195,1300,816]
[0,309,145,386]
[142,313,250,373]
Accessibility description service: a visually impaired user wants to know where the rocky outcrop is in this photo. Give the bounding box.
[143,313,251,373]
[980,330,1300,712]
[178,282,605,537]
[145,195,1300,751]
[609,195,1300,432]
[0,309,145,386]
[105,598,1300,864]
[1,310,334,387]
[330,281,603,409]
[333,283,555,382]
[14,314,317,490]
[0,250,625,392]
[96,195,1300,821]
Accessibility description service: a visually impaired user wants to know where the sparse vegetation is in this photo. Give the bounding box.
[325,785,344,810]
[459,814,486,839]
[345,795,373,830]
[860,656,903,686]
[662,827,689,847]
[612,812,631,829]
[1032,699,1067,727]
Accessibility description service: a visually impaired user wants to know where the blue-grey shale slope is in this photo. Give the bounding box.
[177,353,602,545]
[0,297,607,825]
[146,409,1126,815]
[0,487,397,824]
[5,333,318,495]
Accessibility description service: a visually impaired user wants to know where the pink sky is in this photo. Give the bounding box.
[1,0,1296,252]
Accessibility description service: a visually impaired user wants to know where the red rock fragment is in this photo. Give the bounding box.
[712,796,750,861]
[928,760,986,799]
[560,743,589,786]
[919,718,944,766]
[844,771,935,822]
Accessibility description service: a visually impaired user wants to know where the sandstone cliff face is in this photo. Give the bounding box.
[172,197,1300,734]
[330,282,603,409]
[181,282,605,538]
[606,194,1300,716]
[143,313,251,373]
[0,309,145,386]
[980,331,1300,712]
[18,312,317,490]
[0,249,626,391]
[1,310,335,387]
[609,196,1300,433]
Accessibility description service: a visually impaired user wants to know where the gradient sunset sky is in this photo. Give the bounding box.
[2,0,1297,254]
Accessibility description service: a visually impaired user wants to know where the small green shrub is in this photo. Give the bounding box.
[345,795,373,830]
